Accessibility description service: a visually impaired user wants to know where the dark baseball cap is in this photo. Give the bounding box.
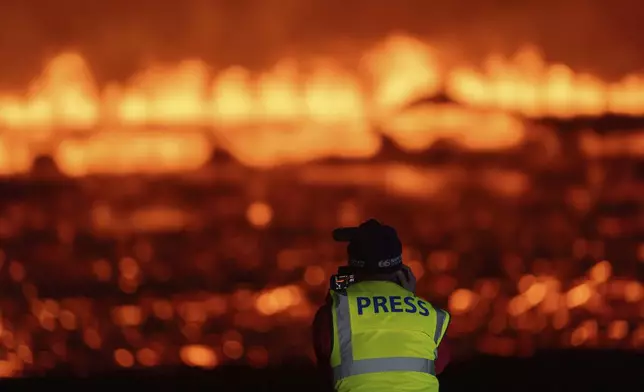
[332,219,403,273]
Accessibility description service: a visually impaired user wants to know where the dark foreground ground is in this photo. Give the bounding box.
[0,350,642,392]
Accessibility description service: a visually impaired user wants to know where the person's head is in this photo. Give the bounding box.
[333,218,416,292]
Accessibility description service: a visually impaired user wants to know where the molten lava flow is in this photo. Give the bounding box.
[447,46,644,117]
[53,132,212,176]
[0,34,643,174]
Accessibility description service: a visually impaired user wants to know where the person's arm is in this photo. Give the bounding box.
[435,307,452,375]
[312,294,334,390]
[435,337,451,374]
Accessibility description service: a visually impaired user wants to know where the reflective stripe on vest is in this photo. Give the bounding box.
[433,306,448,359]
[332,292,447,381]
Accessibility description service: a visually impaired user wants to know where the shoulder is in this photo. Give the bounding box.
[429,303,451,324]
[435,306,451,321]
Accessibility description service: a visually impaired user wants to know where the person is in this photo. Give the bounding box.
[312,218,451,392]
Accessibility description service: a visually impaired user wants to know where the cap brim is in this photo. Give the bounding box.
[332,227,358,242]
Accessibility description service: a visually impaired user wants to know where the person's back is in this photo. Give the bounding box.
[331,280,449,392]
[313,219,451,392]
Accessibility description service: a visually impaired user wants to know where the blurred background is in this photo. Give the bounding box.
[0,0,643,390]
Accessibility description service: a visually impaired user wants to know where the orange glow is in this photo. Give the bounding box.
[232,290,255,311]
[114,348,135,367]
[112,305,143,327]
[407,260,425,280]
[337,201,361,227]
[637,243,644,262]
[180,344,218,368]
[16,345,33,365]
[589,261,612,283]
[246,202,273,228]
[427,252,457,272]
[223,340,244,360]
[136,348,159,367]
[54,132,211,176]
[566,283,592,308]
[607,320,628,340]
[8,261,26,282]
[479,280,500,299]
[0,34,643,174]
[0,358,19,378]
[59,310,77,331]
[570,326,589,346]
[570,320,598,346]
[524,282,547,306]
[447,47,644,117]
[92,259,112,282]
[83,328,102,349]
[361,35,441,113]
[508,296,530,316]
[152,300,174,320]
[633,325,644,347]
[449,289,476,315]
[0,30,642,376]
[624,282,643,303]
[178,302,207,324]
[204,296,228,316]
[255,285,304,315]
[304,265,326,286]
[277,249,303,271]
[517,274,536,293]
[119,257,140,279]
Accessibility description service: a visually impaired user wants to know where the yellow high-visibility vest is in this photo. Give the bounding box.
[330,280,450,392]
